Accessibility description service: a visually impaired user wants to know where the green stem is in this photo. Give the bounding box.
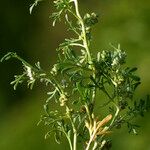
[85,104,93,125]
[72,0,97,107]
[73,0,92,63]
[74,0,97,105]
[69,43,85,48]
[9,53,38,72]
[64,131,73,150]
[92,141,98,150]
[110,102,120,126]
[73,130,77,150]
[66,106,77,150]
[85,127,99,150]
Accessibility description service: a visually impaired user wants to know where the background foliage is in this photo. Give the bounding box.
[0,0,150,149]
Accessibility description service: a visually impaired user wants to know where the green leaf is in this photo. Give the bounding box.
[67,130,71,138]
[46,89,57,103]
[130,75,140,81]
[10,74,26,90]
[29,0,43,14]
[35,61,41,70]
[83,13,98,27]
[45,131,51,139]
[51,12,62,26]
[27,79,36,89]
[1,52,17,62]
[129,67,138,73]
[54,131,62,144]
[127,122,140,135]
[133,82,141,90]
[72,99,79,105]
[44,104,49,115]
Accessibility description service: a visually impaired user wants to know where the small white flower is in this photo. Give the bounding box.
[111,57,119,66]
[51,64,59,75]
[25,66,34,80]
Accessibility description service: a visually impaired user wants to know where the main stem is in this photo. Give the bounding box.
[73,0,92,63]
[73,130,77,150]
[72,3,97,149]
[110,103,120,127]
[66,106,77,150]
[73,0,96,103]
[71,1,97,149]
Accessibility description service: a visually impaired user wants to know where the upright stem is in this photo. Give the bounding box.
[73,0,96,105]
[64,131,73,150]
[66,106,77,150]
[110,103,120,126]
[73,130,77,150]
[92,141,98,150]
[73,0,92,63]
[71,2,97,150]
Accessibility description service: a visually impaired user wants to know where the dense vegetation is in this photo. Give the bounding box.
[0,0,150,150]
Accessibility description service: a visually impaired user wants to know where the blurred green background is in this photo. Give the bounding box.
[0,0,150,149]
